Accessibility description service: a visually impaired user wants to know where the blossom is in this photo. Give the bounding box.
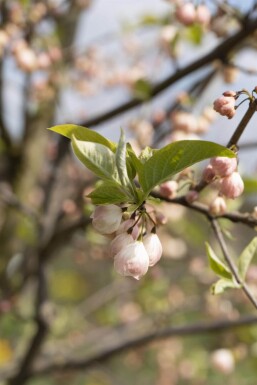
[109,233,134,257]
[114,241,149,280]
[91,204,122,234]
[202,164,215,183]
[116,219,139,239]
[220,172,244,199]
[176,3,196,26]
[213,96,236,119]
[159,180,178,199]
[195,5,211,26]
[210,156,237,177]
[143,233,162,266]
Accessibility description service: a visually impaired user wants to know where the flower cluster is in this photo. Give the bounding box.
[91,204,163,280]
[203,156,244,214]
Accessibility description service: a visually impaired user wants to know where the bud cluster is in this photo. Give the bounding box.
[91,204,163,280]
[176,3,211,27]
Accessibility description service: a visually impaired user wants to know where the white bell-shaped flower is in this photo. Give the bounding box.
[91,204,122,234]
[114,241,149,280]
[109,233,134,257]
[143,233,162,267]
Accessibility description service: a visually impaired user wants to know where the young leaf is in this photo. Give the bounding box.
[116,130,136,199]
[126,143,143,174]
[238,237,257,281]
[71,135,119,181]
[206,242,232,280]
[48,124,116,151]
[88,181,130,205]
[138,140,236,195]
[139,146,156,163]
[211,278,240,295]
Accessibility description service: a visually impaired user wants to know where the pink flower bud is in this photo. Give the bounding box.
[176,3,196,26]
[210,156,237,177]
[116,219,139,240]
[171,111,198,133]
[202,164,215,183]
[223,90,236,97]
[186,190,199,204]
[195,5,211,26]
[209,196,227,215]
[213,96,236,119]
[109,233,134,257]
[114,241,149,280]
[91,205,123,234]
[159,180,178,199]
[143,233,162,267]
[220,172,244,199]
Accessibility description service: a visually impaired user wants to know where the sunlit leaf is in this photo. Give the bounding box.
[206,242,232,279]
[238,237,257,281]
[88,181,131,205]
[71,135,119,181]
[138,140,236,196]
[48,124,116,151]
[211,278,239,295]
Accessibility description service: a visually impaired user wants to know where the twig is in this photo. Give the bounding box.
[26,315,257,377]
[210,218,257,310]
[77,15,257,128]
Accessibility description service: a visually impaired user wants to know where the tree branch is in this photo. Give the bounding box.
[77,16,257,128]
[27,315,257,377]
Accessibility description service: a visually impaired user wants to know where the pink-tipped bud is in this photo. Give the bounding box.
[213,96,236,119]
[220,172,244,199]
[186,190,199,204]
[91,205,123,234]
[210,156,237,177]
[114,241,149,280]
[223,90,236,97]
[143,233,162,267]
[202,164,215,183]
[159,180,178,199]
[109,233,134,257]
[176,3,196,26]
[209,196,227,215]
[195,5,211,27]
[116,219,139,240]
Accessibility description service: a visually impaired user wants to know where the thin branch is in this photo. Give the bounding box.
[227,99,257,148]
[77,15,257,128]
[211,218,257,310]
[27,315,257,377]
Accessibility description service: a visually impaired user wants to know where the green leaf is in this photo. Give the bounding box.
[133,79,152,101]
[206,242,232,280]
[115,130,135,199]
[138,140,236,196]
[71,135,119,181]
[48,124,116,151]
[88,181,130,205]
[211,278,240,295]
[139,146,156,163]
[185,24,203,45]
[238,237,257,281]
[126,143,143,174]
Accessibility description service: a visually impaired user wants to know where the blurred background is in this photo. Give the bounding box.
[1,1,257,384]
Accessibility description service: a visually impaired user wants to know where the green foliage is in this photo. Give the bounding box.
[238,237,257,281]
[138,140,235,196]
[205,242,232,280]
[185,24,203,45]
[211,278,239,295]
[49,126,236,207]
[133,79,152,100]
[87,181,131,205]
[243,177,257,194]
[48,124,116,151]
